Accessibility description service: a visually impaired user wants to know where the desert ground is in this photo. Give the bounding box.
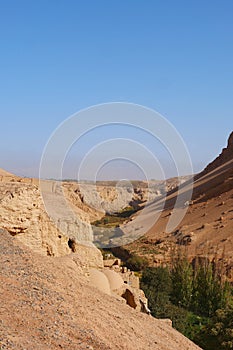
[1,132,232,349]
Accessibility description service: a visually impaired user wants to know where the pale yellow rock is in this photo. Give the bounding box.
[102,269,124,291]
[89,268,111,295]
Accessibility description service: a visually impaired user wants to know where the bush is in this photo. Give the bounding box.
[191,262,230,317]
[171,255,193,309]
[141,267,190,334]
[126,254,149,271]
[163,303,190,334]
[139,253,233,350]
[141,267,172,317]
[194,306,233,350]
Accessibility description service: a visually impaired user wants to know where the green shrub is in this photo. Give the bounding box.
[171,255,193,309]
[141,267,172,317]
[194,305,233,350]
[139,254,233,350]
[126,254,149,271]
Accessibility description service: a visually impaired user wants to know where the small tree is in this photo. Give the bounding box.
[141,266,172,317]
[170,252,193,309]
[194,305,233,350]
[191,260,229,317]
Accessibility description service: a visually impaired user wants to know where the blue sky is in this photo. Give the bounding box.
[0,0,232,179]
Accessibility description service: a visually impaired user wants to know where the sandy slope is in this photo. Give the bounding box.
[0,229,201,350]
[121,134,233,277]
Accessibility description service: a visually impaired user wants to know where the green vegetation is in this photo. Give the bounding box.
[125,254,149,271]
[92,206,137,228]
[92,214,124,228]
[140,253,232,349]
[118,206,137,217]
[94,207,233,349]
[195,305,233,350]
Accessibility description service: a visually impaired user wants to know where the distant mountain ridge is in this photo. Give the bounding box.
[0,168,16,177]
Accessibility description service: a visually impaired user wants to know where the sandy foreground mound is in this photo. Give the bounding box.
[0,229,201,350]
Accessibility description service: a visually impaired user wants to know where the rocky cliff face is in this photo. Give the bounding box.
[0,174,150,313]
[0,182,68,256]
[64,178,190,214]
[0,179,103,269]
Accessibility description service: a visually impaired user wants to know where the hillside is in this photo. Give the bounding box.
[120,132,233,278]
[0,229,201,350]
[0,168,17,178]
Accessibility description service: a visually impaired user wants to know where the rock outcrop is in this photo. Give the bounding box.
[201,131,233,175]
[0,179,103,269]
[89,261,150,314]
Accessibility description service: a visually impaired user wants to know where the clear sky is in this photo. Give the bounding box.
[0,0,232,179]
